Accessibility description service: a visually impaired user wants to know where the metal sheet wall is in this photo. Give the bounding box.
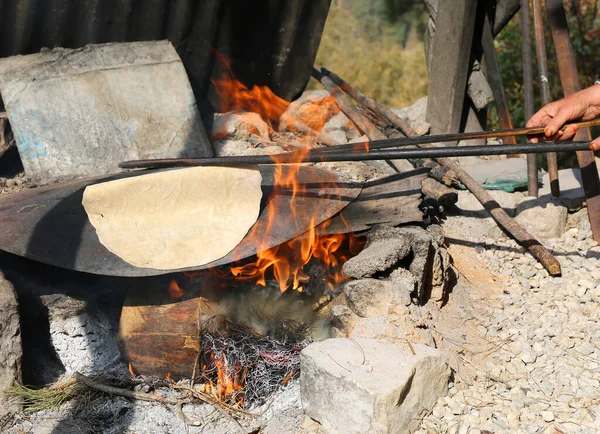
[0,0,331,108]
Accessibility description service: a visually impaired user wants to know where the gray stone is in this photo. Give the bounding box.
[391,97,431,136]
[342,239,411,279]
[515,196,568,240]
[0,272,22,417]
[343,279,394,318]
[567,208,591,232]
[323,112,361,142]
[390,268,417,306]
[520,349,537,364]
[300,338,450,434]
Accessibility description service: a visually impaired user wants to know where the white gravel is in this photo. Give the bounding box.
[416,213,600,434]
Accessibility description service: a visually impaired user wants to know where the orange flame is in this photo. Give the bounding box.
[168,279,184,299]
[211,75,361,292]
[212,78,290,129]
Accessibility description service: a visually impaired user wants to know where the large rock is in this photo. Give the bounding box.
[515,195,568,239]
[0,272,22,417]
[300,339,451,434]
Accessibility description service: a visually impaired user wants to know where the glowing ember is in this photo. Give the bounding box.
[168,279,184,299]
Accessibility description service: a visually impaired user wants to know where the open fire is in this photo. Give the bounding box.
[160,73,365,404]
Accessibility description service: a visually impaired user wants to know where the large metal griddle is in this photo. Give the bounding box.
[0,166,360,277]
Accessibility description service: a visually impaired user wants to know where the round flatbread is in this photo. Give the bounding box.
[82,166,262,270]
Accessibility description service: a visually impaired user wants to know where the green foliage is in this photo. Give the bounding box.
[310,1,428,109]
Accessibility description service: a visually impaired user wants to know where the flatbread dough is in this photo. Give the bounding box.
[82,167,262,270]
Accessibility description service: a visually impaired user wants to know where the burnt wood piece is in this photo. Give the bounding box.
[0,166,360,277]
[425,0,479,137]
[546,0,600,243]
[520,0,539,196]
[421,178,459,208]
[436,156,561,276]
[120,291,201,379]
[532,0,559,197]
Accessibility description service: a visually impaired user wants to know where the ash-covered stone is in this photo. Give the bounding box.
[343,279,394,318]
[0,272,21,417]
[329,304,357,337]
[279,90,338,133]
[391,96,431,136]
[390,267,417,306]
[212,111,271,141]
[213,139,284,156]
[42,294,126,377]
[342,238,411,279]
[300,338,451,434]
[322,112,361,142]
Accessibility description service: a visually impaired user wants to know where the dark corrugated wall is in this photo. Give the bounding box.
[0,0,331,110]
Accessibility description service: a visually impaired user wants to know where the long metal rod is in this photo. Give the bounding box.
[315,64,561,276]
[120,141,592,169]
[546,0,600,243]
[533,0,560,196]
[311,118,600,155]
[521,0,539,196]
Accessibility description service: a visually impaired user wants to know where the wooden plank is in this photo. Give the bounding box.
[317,169,427,235]
[426,0,479,136]
[493,0,520,35]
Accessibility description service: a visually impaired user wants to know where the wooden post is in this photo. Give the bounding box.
[520,0,538,197]
[426,0,479,138]
[532,0,560,197]
[546,0,600,242]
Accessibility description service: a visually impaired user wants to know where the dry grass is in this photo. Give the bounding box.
[5,377,86,413]
[309,3,428,109]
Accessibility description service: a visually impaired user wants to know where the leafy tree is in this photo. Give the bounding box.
[311,1,428,108]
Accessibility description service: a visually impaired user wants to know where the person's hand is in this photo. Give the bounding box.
[526,84,600,149]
